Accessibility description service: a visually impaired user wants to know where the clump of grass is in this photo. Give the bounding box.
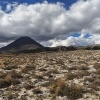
[0,72,6,78]
[8,70,23,79]
[66,73,78,80]
[7,93,19,100]
[78,60,86,64]
[93,62,100,70]
[88,83,99,91]
[68,66,77,70]
[68,60,74,63]
[84,77,94,82]
[88,78,100,91]
[39,68,47,71]
[41,81,50,87]
[3,61,10,66]
[0,79,11,88]
[44,69,59,77]
[50,77,84,100]
[78,64,89,70]
[95,68,100,74]
[56,59,64,65]
[24,84,34,90]
[34,74,44,80]
[33,88,42,94]
[21,65,35,73]
[93,79,100,86]
[77,71,90,78]
[0,70,22,88]
[0,74,20,88]
[4,65,18,70]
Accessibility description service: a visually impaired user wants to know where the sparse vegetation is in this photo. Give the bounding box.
[0,75,20,88]
[3,65,18,70]
[21,65,36,73]
[66,72,78,80]
[0,50,100,99]
[33,88,42,94]
[93,62,100,69]
[50,78,84,100]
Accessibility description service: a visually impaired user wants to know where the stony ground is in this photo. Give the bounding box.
[0,50,100,100]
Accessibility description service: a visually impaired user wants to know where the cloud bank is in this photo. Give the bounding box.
[0,0,100,47]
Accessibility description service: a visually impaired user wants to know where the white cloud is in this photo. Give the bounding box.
[0,0,99,47]
[0,41,12,47]
[90,34,100,44]
[6,4,12,12]
[42,34,100,47]
[46,34,94,47]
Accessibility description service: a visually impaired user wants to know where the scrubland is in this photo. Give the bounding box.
[0,50,100,100]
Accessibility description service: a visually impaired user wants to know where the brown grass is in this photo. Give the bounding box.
[66,73,78,80]
[3,65,18,70]
[93,62,100,70]
[21,65,36,73]
[33,88,42,94]
[0,70,22,88]
[0,75,20,88]
[50,77,84,100]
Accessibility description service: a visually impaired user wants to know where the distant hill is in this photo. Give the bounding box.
[76,44,100,50]
[46,45,100,51]
[0,36,45,53]
[45,46,77,51]
[84,44,100,50]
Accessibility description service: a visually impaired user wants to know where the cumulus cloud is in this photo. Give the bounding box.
[0,0,100,47]
[49,34,94,47]
[41,34,100,47]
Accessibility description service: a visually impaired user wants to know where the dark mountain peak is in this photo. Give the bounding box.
[0,36,44,53]
[16,36,34,41]
[12,36,40,47]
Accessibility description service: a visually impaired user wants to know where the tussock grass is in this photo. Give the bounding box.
[50,77,84,100]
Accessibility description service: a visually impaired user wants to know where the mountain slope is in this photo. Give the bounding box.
[0,36,44,53]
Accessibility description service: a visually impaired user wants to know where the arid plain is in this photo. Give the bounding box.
[0,50,100,100]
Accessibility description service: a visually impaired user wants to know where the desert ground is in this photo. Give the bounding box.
[0,50,100,100]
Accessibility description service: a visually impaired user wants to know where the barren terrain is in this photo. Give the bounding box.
[0,50,100,100]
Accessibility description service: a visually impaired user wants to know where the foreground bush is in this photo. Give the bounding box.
[50,78,84,100]
[0,70,21,88]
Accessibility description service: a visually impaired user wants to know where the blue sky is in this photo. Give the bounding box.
[0,0,77,6]
[0,0,78,10]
